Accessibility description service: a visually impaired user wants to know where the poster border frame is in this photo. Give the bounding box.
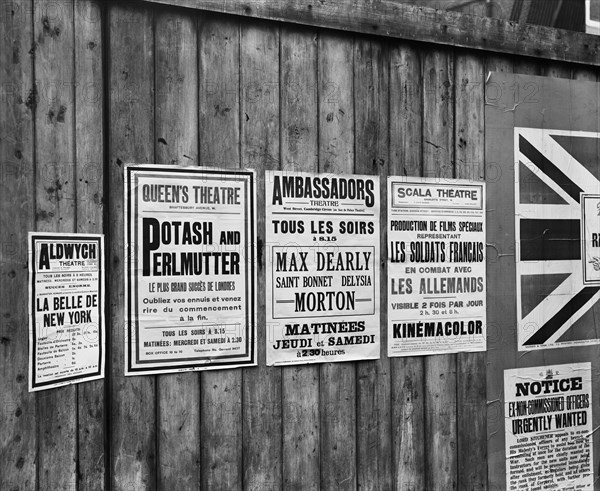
[124,164,257,375]
[28,232,105,391]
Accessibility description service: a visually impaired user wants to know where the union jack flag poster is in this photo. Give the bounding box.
[515,128,600,350]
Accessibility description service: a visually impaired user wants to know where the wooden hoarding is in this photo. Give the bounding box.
[486,72,600,490]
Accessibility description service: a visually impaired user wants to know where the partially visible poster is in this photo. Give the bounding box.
[125,165,256,375]
[387,176,486,356]
[515,128,600,351]
[265,170,380,365]
[504,363,593,491]
[28,233,105,391]
[586,0,600,35]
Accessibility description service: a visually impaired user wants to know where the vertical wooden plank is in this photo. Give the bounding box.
[198,13,244,490]
[389,42,426,491]
[319,33,354,175]
[390,44,422,177]
[354,36,392,491]
[108,4,156,490]
[318,32,357,491]
[280,27,320,491]
[199,16,240,168]
[0,2,36,489]
[33,1,78,489]
[422,47,457,491]
[198,15,243,491]
[154,8,201,490]
[484,53,515,491]
[241,19,282,491]
[454,51,486,491]
[74,1,105,489]
[155,9,198,166]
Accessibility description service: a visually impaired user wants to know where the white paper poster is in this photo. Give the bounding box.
[125,165,256,375]
[504,363,593,490]
[265,170,380,365]
[387,177,486,356]
[28,233,105,391]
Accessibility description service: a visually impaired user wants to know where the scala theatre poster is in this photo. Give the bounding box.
[486,72,600,489]
[387,176,486,356]
[124,165,256,375]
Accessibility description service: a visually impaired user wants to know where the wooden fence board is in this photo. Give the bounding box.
[145,0,600,68]
[422,47,458,491]
[108,4,157,490]
[483,54,516,491]
[74,1,106,489]
[0,2,37,489]
[280,27,320,491]
[389,43,426,491]
[454,52,486,491]
[154,8,201,490]
[33,1,78,488]
[354,36,392,491]
[198,14,244,491]
[240,20,283,491]
[318,31,357,491]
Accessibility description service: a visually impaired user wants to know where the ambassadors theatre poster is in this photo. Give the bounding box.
[265,170,380,365]
[125,165,256,375]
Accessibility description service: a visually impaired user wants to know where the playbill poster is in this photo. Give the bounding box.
[504,363,593,490]
[387,177,486,356]
[265,170,380,365]
[28,233,105,391]
[124,165,256,375]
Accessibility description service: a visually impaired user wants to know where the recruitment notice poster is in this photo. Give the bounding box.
[265,170,380,365]
[125,165,256,375]
[504,363,593,490]
[387,176,486,356]
[28,233,105,391]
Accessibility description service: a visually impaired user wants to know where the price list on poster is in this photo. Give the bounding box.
[28,233,105,391]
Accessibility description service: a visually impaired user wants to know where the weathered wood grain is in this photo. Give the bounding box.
[389,42,426,491]
[108,4,157,490]
[422,47,458,491]
[319,33,354,175]
[156,8,198,166]
[318,31,357,491]
[483,54,515,491]
[454,51,486,491]
[199,15,240,168]
[74,1,105,489]
[390,44,422,177]
[34,1,78,488]
[198,13,244,491]
[240,19,283,491]
[154,8,201,490]
[354,36,392,491]
[0,2,37,489]
[280,27,320,491]
[144,0,600,67]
